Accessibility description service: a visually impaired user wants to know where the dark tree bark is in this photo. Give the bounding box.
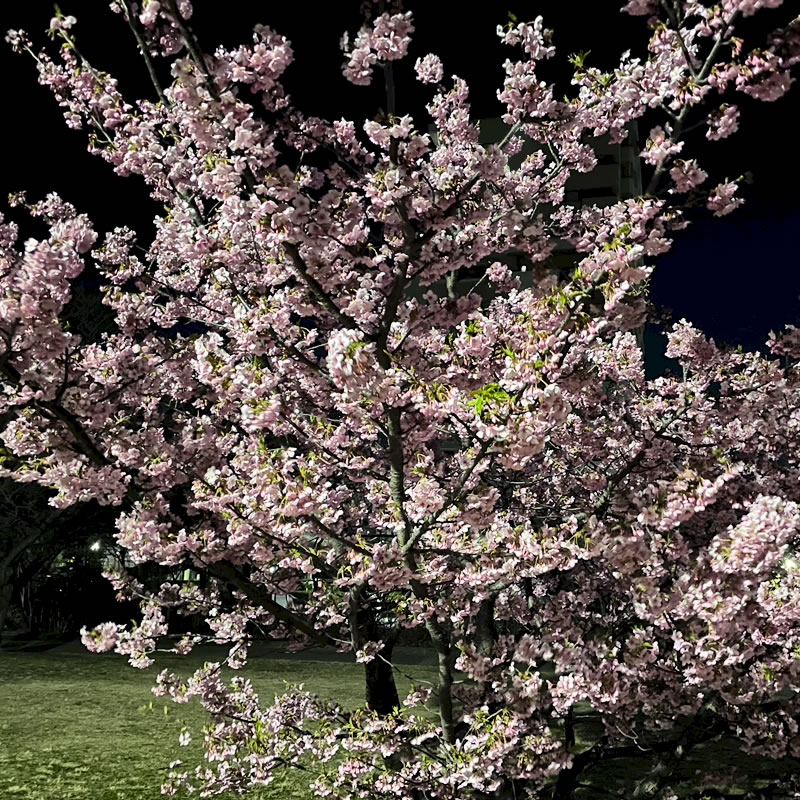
[0,571,14,642]
[358,604,401,715]
[364,633,401,715]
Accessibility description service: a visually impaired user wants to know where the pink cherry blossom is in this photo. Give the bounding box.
[706,104,740,140]
[706,180,745,216]
[670,158,708,192]
[414,53,443,84]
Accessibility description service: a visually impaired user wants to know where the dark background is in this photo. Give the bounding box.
[1,1,798,360]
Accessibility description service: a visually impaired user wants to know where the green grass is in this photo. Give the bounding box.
[0,649,433,800]
[2,649,799,799]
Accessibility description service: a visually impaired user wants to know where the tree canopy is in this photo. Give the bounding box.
[2,1,800,798]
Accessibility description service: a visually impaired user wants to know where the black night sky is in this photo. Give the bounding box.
[2,1,798,370]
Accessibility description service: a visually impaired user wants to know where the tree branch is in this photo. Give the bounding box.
[119,0,169,105]
[282,242,361,331]
[206,561,335,647]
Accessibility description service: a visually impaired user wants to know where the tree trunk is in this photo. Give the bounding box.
[364,634,401,715]
[355,600,401,715]
[0,523,64,641]
[551,749,597,800]
[0,568,14,642]
[14,553,56,635]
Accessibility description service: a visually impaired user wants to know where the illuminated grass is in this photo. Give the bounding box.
[0,649,432,800]
[2,649,798,799]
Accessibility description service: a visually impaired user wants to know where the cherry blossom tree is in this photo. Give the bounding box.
[2,1,800,797]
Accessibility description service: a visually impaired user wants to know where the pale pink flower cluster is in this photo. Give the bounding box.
[414,53,443,84]
[549,672,588,714]
[740,51,794,101]
[406,476,446,521]
[355,641,384,663]
[136,0,193,56]
[622,0,658,15]
[665,319,720,365]
[706,104,740,140]
[497,16,555,60]
[112,603,170,668]
[48,15,77,33]
[590,331,645,384]
[498,61,558,124]
[768,325,800,357]
[80,622,122,653]
[706,180,744,216]
[325,328,378,397]
[710,495,800,575]
[669,159,708,192]
[206,609,249,644]
[341,12,414,86]
[735,0,785,17]
[485,260,520,291]
[4,29,29,53]
[641,125,683,165]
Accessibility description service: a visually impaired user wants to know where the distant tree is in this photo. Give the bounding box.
[0,478,63,637]
[0,476,118,638]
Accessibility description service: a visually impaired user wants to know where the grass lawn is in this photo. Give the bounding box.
[0,648,433,800]
[2,648,799,799]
